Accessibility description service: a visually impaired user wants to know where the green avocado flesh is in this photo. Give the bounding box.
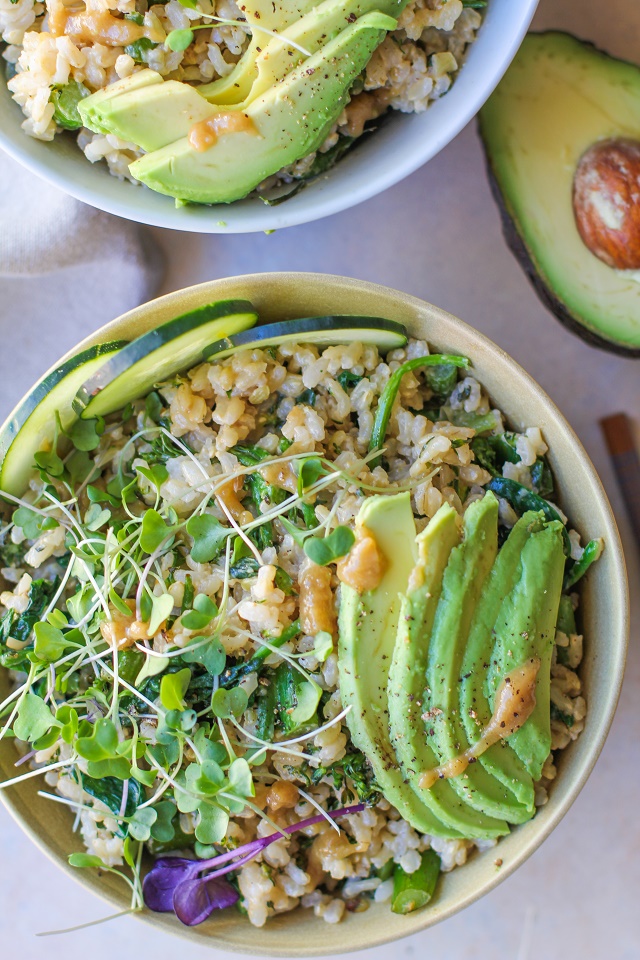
[480,32,640,354]
[341,492,567,838]
[388,503,509,838]
[338,493,461,837]
[75,300,257,419]
[0,342,126,498]
[129,13,396,203]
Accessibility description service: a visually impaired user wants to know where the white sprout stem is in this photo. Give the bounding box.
[236,628,318,686]
[0,490,72,525]
[0,663,37,743]
[228,717,314,762]
[276,705,351,748]
[36,909,139,938]
[37,789,122,821]
[95,657,165,716]
[216,494,262,564]
[0,755,75,791]
[194,10,312,57]
[295,785,340,833]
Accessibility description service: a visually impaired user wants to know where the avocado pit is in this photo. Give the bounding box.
[572,137,640,270]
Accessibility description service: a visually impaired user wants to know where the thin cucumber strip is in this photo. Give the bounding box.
[75,300,258,419]
[202,316,408,362]
[0,341,127,497]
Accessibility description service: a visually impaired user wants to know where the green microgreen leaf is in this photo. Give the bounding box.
[181,636,226,676]
[135,653,170,687]
[33,621,79,662]
[68,853,105,869]
[13,506,57,540]
[228,757,253,797]
[148,593,174,636]
[313,630,333,662]
[109,587,133,618]
[67,449,98,485]
[137,462,169,493]
[195,802,229,844]
[140,509,176,554]
[14,693,60,742]
[84,502,111,531]
[186,514,231,563]
[165,27,194,51]
[139,590,153,623]
[76,717,119,761]
[145,391,163,423]
[160,667,191,711]
[149,800,177,842]
[210,686,248,720]
[288,680,322,727]
[296,456,327,498]
[279,515,313,548]
[34,448,65,477]
[181,593,218,631]
[46,608,68,629]
[67,416,104,452]
[126,805,157,842]
[303,525,355,566]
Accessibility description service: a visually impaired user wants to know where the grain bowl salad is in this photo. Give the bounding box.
[0,304,602,930]
[1,0,484,204]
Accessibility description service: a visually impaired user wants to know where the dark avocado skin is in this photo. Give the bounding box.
[479,30,640,360]
[482,153,640,359]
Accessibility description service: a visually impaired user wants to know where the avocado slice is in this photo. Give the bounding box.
[485,521,566,780]
[480,32,640,356]
[78,69,163,136]
[338,493,463,838]
[79,0,401,154]
[129,12,396,203]
[198,0,320,105]
[458,511,544,811]
[422,494,532,822]
[388,503,510,838]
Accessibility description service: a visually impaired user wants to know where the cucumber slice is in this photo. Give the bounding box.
[202,316,408,362]
[0,341,127,497]
[76,300,258,419]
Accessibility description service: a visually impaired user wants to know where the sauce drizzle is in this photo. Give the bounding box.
[188,112,257,152]
[419,658,541,789]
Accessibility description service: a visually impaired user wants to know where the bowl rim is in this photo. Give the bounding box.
[0,0,539,233]
[0,272,629,954]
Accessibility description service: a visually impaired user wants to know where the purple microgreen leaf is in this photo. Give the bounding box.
[173,875,239,926]
[142,857,200,912]
[144,804,365,922]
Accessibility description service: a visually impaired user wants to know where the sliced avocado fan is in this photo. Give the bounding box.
[79,0,401,155]
[458,511,544,810]
[338,493,465,838]
[129,12,397,204]
[485,519,566,780]
[388,502,510,838]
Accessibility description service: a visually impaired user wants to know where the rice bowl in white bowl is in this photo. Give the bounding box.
[0,0,538,233]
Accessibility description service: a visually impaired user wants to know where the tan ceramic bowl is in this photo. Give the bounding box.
[0,274,629,955]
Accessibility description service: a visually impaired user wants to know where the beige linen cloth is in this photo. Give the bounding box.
[0,148,164,413]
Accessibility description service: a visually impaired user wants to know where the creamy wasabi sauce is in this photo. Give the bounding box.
[419,658,541,789]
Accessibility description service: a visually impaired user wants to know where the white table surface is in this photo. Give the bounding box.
[1,0,639,956]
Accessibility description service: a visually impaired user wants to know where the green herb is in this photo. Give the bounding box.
[550,703,575,728]
[160,668,192,711]
[296,388,316,407]
[14,693,60,743]
[181,594,218,630]
[50,80,90,130]
[303,525,354,565]
[165,27,194,51]
[186,513,231,563]
[336,371,363,392]
[124,37,158,62]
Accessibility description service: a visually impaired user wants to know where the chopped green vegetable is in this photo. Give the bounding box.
[391,850,441,914]
[369,354,470,466]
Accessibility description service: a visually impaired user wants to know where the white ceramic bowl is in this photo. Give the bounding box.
[0,0,538,233]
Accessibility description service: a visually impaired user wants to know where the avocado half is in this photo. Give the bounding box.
[479,31,640,357]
